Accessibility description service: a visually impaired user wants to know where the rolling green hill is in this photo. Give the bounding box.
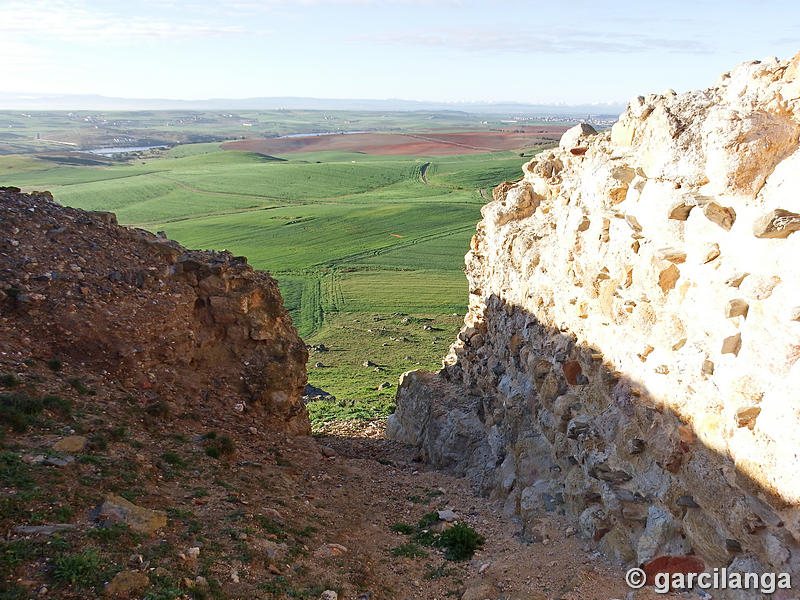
[4,142,535,425]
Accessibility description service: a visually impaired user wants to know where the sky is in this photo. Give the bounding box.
[1,0,799,105]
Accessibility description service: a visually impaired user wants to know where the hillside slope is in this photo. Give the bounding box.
[1,188,309,435]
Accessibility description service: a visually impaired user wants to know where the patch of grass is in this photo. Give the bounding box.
[204,435,235,458]
[0,539,40,579]
[87,523,141,546]
[144,400,169,417]
[0,392,71,432]
[288,525,317,538]
[393,511,484,562]
[256,515,286,540]
[144,574,183,600]
[142,540,174,562]
[161,451,185,467]
[66,378,95,396]
[47,359,62,372]
[0,452,35,489]
[217,435,235,454]
[51,548,108,588]
[52,505,75,522]
[108,425,127,441]
[412,528,438,547]
[423,562,456,580]
[438,523,485,561]
[119,488,147,502]
[0,374,20,388]
[391,542,427,559]
[0,582,28,599]
[88,431,108,451]
[391,523,415,535]
[417,512,439,529]
[307,398,395,426]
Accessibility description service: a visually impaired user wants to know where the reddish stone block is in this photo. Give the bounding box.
[643,555,705,587]
[562,361,582,385]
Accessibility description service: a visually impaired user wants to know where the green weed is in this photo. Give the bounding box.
[438,523,485,561]
[51,549,107,588]
[391,542,427,559]
[391,523,415,534]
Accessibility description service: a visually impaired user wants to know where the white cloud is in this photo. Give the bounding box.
[355,27,713,54]
[0,1,248,43]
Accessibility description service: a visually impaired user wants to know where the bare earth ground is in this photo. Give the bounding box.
[313,421,677,600]
[221,129,568,156]
[0,356,679,599]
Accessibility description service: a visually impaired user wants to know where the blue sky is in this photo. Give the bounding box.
[2,0,798,104]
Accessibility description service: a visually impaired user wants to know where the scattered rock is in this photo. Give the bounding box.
[106,570,149,597]
[657,247,687,264]
[320,591,338,600]
[52,435,87,453]
[96,494,167,535]
[703,202,736,230]
[735,406,761,429]
[752,209,800,239]
[302,384,335,403]
[318,445,336,458]
[14,524,76,535]
[725,298,749,318]
[676,495,700,508]
[721,333,742,356]
[559,123,597,153]
[437,508,458,522]
[43,455,75,467]
[313,543,348,558]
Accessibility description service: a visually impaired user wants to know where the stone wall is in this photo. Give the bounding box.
[0,189,310,434]
[388,54,800,587]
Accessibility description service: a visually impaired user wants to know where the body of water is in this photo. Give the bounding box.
[87,145,167,156]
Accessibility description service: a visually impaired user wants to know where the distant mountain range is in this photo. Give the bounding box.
[0,92,625,116]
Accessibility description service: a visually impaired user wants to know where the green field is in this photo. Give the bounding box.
[4,137,538,426]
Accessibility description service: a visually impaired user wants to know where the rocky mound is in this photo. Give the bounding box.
[0,188,309,435]
[389,53,800,588]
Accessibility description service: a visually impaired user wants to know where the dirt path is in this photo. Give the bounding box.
[298,424,675,600]
[420,162,431,184]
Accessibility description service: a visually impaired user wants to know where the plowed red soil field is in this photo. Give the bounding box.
[222,127,569,155]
